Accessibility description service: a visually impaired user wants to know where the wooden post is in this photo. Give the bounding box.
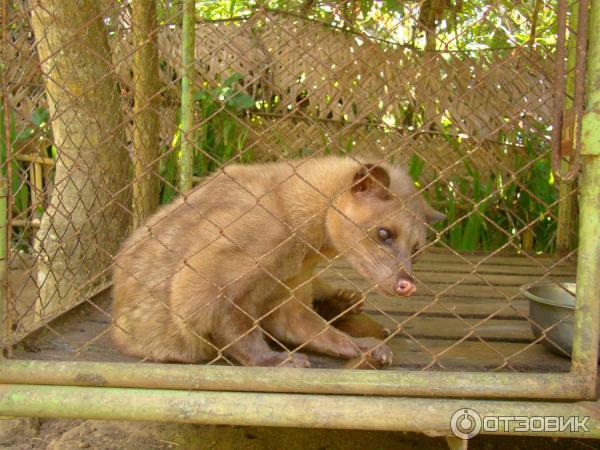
[556,2,579,252]
[132,0,161,228]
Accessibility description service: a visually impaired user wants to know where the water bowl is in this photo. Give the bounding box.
[521,281,578,359]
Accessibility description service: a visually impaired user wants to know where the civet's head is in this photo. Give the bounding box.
[326,163,445,297]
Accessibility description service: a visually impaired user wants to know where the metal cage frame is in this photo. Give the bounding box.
[0,0,598,442]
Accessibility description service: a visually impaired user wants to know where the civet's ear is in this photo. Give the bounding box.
[425,208,446,224]
[351,164,391,199]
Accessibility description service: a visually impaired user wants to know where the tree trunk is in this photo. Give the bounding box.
[29,0,131,319]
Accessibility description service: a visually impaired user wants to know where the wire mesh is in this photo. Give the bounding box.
[0,0,585,376]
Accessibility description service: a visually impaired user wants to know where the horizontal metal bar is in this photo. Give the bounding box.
[0,360,589,400]
[0,384,599,437]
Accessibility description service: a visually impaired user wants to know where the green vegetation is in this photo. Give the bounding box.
[159,72,254,204]
[0,105,32,215]
[192,73,254,175]
[409,126,559,253]
[188,0,557,52]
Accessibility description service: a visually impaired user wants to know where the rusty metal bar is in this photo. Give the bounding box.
[0,384,599,437]
[0,360,590,400]
[571,0,600,392]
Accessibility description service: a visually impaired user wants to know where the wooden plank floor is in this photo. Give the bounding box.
[12,250,577,372]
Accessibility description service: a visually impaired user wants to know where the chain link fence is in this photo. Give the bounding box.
[0,0,586,378]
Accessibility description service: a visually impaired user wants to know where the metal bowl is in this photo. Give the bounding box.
[521,281,577,359]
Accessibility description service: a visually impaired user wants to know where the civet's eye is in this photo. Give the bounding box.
[378,228,393,245]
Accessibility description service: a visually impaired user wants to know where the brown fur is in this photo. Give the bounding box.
[111,157,443,367]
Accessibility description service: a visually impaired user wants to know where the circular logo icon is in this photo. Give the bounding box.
[450,408,482,440]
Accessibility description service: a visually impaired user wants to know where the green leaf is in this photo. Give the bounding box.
[227,92,254,111]
[360,0,374,17]
[223,72,243,87]
[488,29,509,49]
[462,213,482,251]
[32,107,49,127]
[408,154,425,181]
[384,0,400,11]
[193,90,211,102]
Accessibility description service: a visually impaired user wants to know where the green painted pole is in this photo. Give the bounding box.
[0,360,588,400]
[571,0,600,393]
[0,384,599,437]
[565,3,580,103]
[178,0,195,192]
[0,178,6,354]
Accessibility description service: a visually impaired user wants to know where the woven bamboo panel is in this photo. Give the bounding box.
[150,13,553,137]
[243,115,538,180]
[9,9,553,169]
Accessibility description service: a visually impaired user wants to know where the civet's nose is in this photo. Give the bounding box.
[396,278,416,296]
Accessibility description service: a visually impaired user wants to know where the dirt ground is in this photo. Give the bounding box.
[0,418,598,450]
